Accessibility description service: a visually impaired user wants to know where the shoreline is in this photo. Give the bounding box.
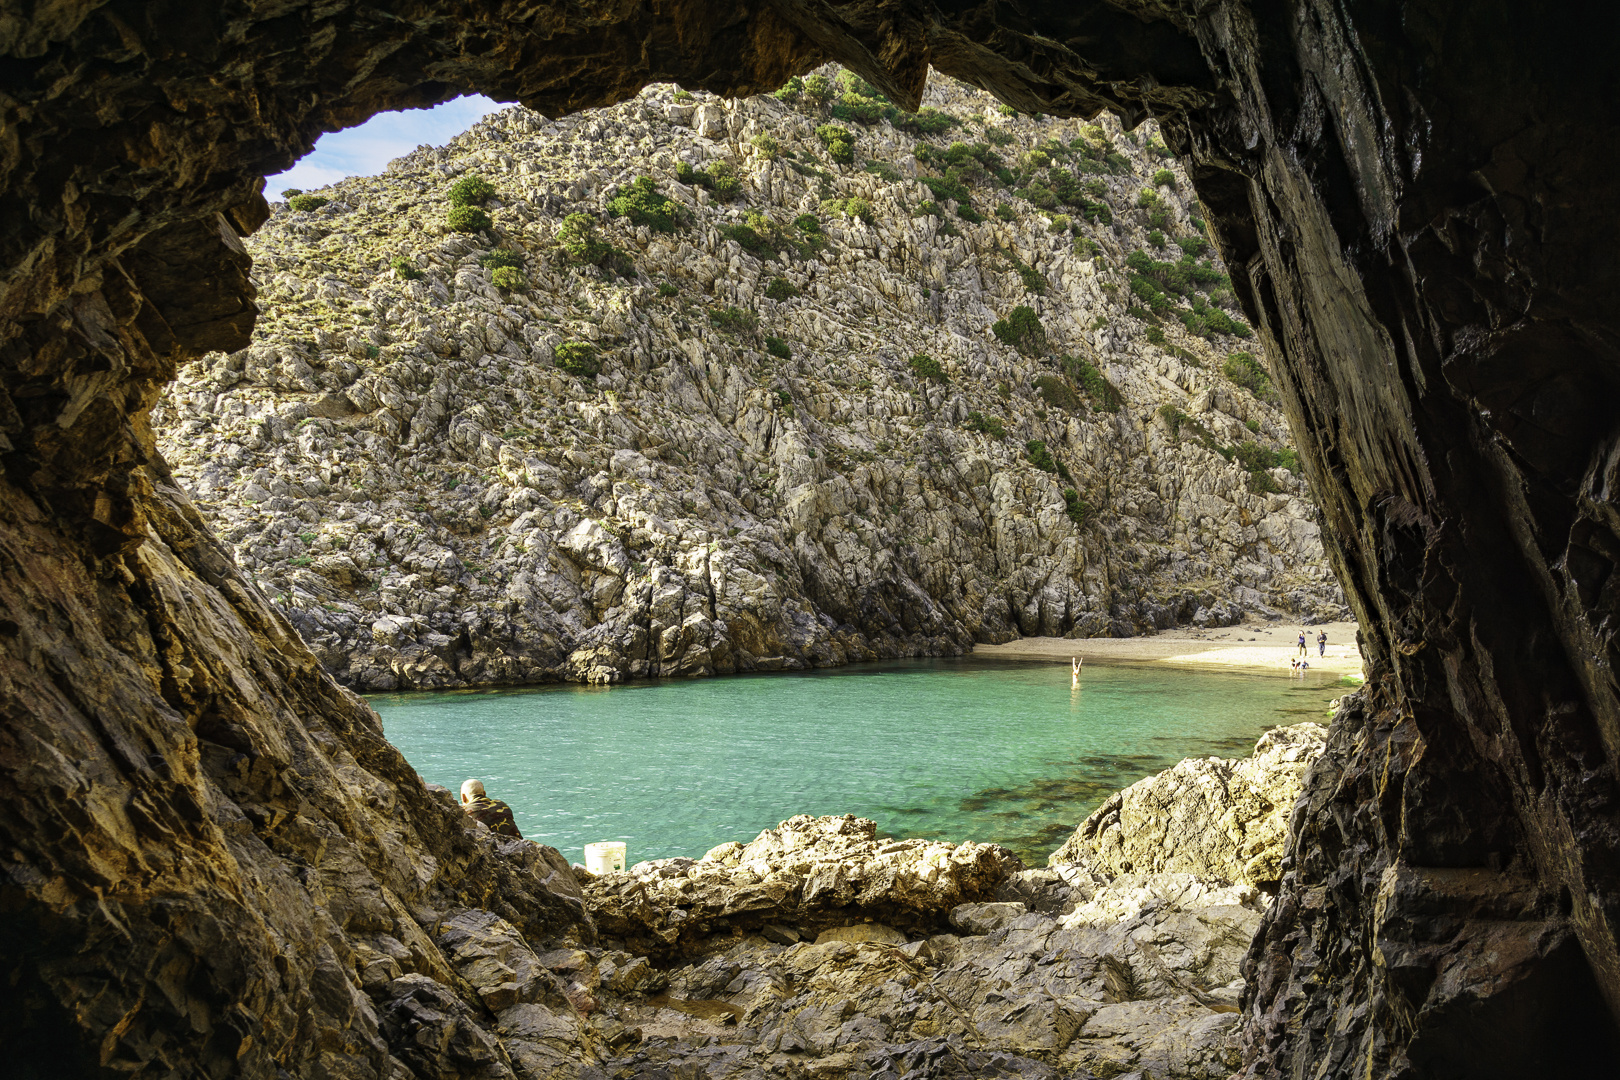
[362,621,1365,701]
[972,619,1364,678]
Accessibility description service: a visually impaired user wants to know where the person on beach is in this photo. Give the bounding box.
[1290,657,1300,673]
[1297,631,1308,656]
[460,779,523,838]
[1318,630,1328,657]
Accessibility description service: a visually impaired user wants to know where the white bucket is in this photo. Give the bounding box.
[583,841,627,875]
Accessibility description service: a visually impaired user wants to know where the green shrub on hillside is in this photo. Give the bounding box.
[1061,354,1123,412]
[1005,252,1048,295]
[803,74,834,102]
[448,175,496,207]
[995,202,1016,221]
[1034,374,1080,411]
[765,335,792,359]
[831,70,898,125]
[833,196,873,224]
[750,133,781,158]
[607,176,684,232]
[390,256,423,280]
[765,277,800,301]
[816,124,855,164]
[709,306,758,334]
[908,354,947,383]
[447,205,492,232]
[558,212,633,277]
[707,161,743,200]
[922,171,972,204]
[965,411,1006,438]
[490,266,525,291]
[1063,488,1090,527]
[480,247,525,270]
[992,305,1046,356]
[1026,440,1073,482]
[1153,168,1177,188]
[773,77,804,102]
[673,89,694,103]
[794,213,822,233]
[553,341,601,380]
[657,281,679,297]
[1224,351,1276,400]
[675,160,743,201]
[898,107,958,135]
[287,194,328,212]
[1149,229,1167,249]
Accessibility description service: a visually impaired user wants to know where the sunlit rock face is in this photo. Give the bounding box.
[2,2,1619,1077]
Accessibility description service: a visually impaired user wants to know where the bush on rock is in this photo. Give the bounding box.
[992,305,1046,356]
[490,266,525,291]
[448,174,496,206]
[607,176,685,232]
[553,341,601,380]
[447,205,492,233]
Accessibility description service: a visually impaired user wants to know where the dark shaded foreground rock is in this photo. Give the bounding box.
[6,2,1620,1076]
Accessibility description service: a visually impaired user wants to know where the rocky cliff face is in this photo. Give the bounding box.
[152,74,1342,691]
[5,2,1620,1077]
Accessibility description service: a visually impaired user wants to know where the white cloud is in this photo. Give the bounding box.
[267,95,504,195]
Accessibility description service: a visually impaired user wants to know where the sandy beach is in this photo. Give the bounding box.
[973,620,1365,677]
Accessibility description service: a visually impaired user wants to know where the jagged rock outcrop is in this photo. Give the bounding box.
[580,814,1022,954]
[1050,722,1326,888]
[566,813,1264,1078]
[5,2,1620,1077]
[152,75,1342,691]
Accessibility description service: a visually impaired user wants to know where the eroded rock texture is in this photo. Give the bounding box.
[3,1,1619,1077]
[152,77,1340,692]
[1050,722,1326,890]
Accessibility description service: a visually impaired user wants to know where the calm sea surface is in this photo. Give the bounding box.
[372,658,1350,866]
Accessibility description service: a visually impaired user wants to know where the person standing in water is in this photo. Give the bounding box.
[1297,631,1308,656]
[1318,630,1328,657]
[1072,656,1082,688]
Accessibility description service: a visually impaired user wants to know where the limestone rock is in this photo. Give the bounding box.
[581,814,1022,954]
[153,73,1346,693]
[1049,722,1326,888]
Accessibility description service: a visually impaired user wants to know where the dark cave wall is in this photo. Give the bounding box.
[2,1,1618,1076]
[1165,3,1620,1073]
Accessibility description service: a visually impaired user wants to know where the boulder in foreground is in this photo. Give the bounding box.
[1049,722,1327,888]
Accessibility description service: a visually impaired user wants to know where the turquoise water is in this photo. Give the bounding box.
[373,659,1348,866]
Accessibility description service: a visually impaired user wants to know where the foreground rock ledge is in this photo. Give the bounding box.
[395,725,1322,1078]
[6,2,1620,1075]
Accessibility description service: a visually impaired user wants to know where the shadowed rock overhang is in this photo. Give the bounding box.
[2,2,1619,1077]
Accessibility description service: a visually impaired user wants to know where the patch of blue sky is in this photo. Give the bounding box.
[266,95,504,195]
